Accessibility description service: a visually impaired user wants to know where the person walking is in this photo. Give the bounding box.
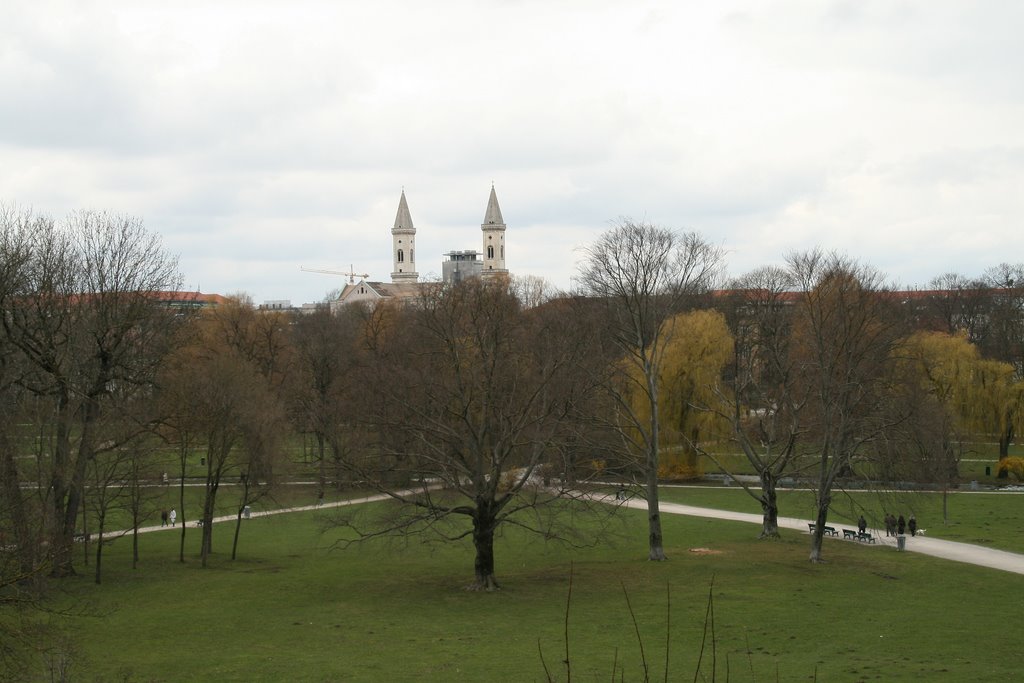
[160,510,168,527]
[884,514,894,537]
[908,515,917,537]
[169,508,177,527]
[897,514,906,535]
[857,515,867,535]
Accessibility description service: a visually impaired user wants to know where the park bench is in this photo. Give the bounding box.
[808,523,838,536]
[858,532,876,543]
[842,528,858,540]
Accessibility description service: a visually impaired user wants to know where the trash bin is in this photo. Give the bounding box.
[896,534,906,552]
[985,466,991,476]
[243,506,251,519]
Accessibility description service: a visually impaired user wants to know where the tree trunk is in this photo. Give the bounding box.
[758,470,780,539]
[199,471,218,565]
[231,511,243,560]
[646,367,667,561]
[470,511,500,591]
[645,459,666,561]
[81,493,89,567]
[49,391,75,577]
[200,494,215,568]
[94,522,105,585]
[0,442,35,575]
[178,448,188,563]
[998,421,1013,463]
[809,495,830,563]
[316,430,327,492]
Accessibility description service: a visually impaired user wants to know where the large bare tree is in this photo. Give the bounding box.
[787,250,908,562]
[577,220,722,560]
[159,299,286,567]
[2,210,180,576]
[709,266,807,538]
[286,306,362,493]
[340,277,601,590]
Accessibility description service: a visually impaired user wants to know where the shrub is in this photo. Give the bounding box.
[658,455,703,482]
[996,457,1024,480]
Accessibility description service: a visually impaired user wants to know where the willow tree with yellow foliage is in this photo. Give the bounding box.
[648,310,733,478]
[579,220,723,561]
[890,331,980,520]
[965,359,1024,468]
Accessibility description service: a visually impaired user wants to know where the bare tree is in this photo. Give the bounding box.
[161,310,280,568]
[577,220,723,560]
[787,250,908,562]
[923,272,991,343]
[0,207,41,579]
[2,210,180,577]
[341,277,602,590]
[708,267,806,538]
[286,306,362,493]
[982,263,1024,375]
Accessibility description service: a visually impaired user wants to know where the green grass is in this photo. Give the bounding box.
[25,499,1022,682]
[657,484,1024,553]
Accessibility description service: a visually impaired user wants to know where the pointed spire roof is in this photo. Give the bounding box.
[393,189,414,232]
[483,185,504,226]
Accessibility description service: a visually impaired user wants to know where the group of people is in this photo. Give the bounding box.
[160,509,177,527]
[882,513,917,537]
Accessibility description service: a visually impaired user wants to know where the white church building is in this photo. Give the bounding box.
[335,186,508,307]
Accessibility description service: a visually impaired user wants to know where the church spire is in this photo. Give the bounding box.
[481,184,507,277]
[391,189,418,283]
[394,189,414,232]
[483,184,504,226]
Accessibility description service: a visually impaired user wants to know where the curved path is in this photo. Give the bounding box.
[617,497,1024,575]
[96,492,394,539]
[101,490,1024,576]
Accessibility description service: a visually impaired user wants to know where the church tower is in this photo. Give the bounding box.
[390,189,419,283]
[480,184,507,277]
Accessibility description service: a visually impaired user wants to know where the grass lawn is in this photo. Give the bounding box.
[656,485,1024,553]
[26,499,1022,682]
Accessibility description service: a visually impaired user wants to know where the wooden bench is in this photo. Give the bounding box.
[842,528,858,540]
[858,532,876,543]
[808,523,839,536]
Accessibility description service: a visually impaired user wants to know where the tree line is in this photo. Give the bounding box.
[1,207,1022,608]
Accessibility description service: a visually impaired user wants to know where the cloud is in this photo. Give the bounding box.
[2,1,1023,305]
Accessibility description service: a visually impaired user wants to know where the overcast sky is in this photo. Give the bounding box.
[3,1,1022,305]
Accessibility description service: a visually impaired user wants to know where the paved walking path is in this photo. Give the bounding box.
[617,497,1024,575]
[98,492,394,539]
[101,489,1024,576]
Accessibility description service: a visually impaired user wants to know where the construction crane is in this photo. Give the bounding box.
[300,265,369,284]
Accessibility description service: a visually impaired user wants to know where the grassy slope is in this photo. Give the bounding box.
[43,501,1022,682]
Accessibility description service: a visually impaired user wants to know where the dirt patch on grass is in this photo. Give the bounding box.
[688,547,723,555]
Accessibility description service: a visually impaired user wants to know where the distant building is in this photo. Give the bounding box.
[151,291,230,309]
[336,185,509,308]
[442,250,483,284]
